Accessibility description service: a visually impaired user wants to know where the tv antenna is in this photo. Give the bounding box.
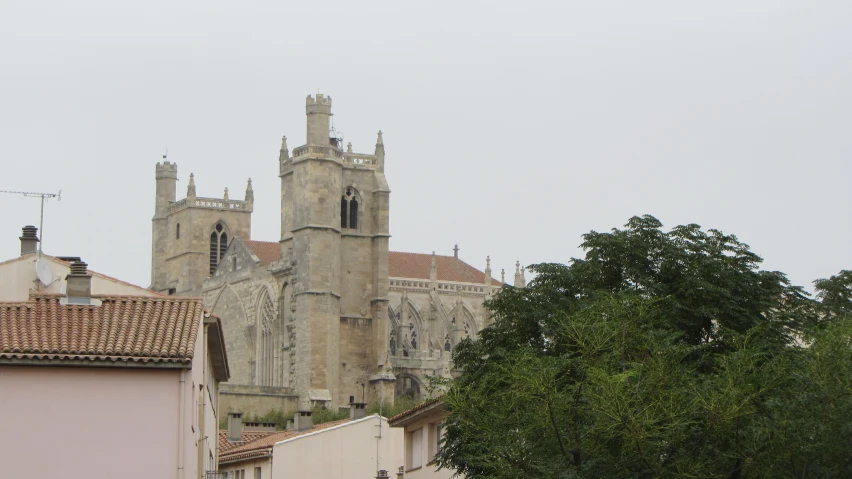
[0,189,62,255]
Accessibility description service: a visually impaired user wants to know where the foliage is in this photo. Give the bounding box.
[366,395,427,419]
[436,215,852,478]
[310,404,350,425]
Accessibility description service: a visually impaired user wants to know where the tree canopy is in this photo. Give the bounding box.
[436,215,852,479]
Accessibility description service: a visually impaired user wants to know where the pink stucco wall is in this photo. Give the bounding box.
[0,365,196,479]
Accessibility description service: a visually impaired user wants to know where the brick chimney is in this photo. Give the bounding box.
[19,226,39,256]
[65,261,92,299]
[349,402,367,420]
[227,412,244,442]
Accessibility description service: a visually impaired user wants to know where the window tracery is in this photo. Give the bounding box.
[257,289,277,387]
[209,222,228,275]
[340,187,359,229]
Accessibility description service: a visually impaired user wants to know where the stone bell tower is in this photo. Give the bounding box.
[278,94,391,407]
[150,160,253,295]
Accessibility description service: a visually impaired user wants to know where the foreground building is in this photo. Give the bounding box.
[0,229,230,479]
[149,94,518,413]
[218,410,403,479]
[389,399,452,479]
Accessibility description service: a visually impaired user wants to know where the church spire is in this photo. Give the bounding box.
[279,135,289,161]
[375,130,385,171]
[187,173,196,198]
[514,261,524,288]
[245,178,254,204]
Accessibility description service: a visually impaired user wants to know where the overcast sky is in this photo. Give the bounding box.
[1,1,849,292]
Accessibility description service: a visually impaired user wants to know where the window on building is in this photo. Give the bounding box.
[410,428,423,470]
[257,290,277,387]
[340,187,359,229]
[209,223,228,275]
[176,223,180,239]
[429,422,443,460]
[254,467,261,479]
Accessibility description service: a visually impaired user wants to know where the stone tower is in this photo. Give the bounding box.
[150,161,253,295]
[278,94,391,407]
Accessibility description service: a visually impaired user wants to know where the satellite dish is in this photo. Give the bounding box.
[35,258,53,285]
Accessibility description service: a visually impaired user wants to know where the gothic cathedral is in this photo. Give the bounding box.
[151,95,521,414]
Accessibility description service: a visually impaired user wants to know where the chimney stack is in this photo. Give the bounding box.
[227,412,244,442]
[294,409,313,431]
[65,261,92,300]
[19,226,39,256]
[349,402,367,420]
[376,471,389,479]
[396,466,405,479]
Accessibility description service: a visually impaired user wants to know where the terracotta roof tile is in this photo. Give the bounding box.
[0,293,202,365]
[244,240,281,264]
[388,251,502,285]
[219,419,351,463]
[218,430,276,455]
[237,241,501,285]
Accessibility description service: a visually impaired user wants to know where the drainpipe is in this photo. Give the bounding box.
[198,323,208,479]
[179,370,186,479]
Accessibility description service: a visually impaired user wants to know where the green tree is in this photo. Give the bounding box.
[436,216,852,478]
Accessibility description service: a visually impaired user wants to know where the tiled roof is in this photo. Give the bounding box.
[218,430,276,455]
[389,251,502,285]
[0,293,202,366]
[388,397,445,424]
[237,240,501,285]
[219,419,351,464]
[244,240,281,264]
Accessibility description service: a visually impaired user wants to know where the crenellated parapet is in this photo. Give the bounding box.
[155,161,178,179]
[167,196,253,214]
[281,144,380,171]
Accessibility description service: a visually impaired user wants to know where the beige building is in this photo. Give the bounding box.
[150,94,520,414]
[218,412,404,479]
[0,225,160,301]
[0,233,230,479]
[389,399,453,479]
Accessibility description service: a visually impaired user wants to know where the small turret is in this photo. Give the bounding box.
[154,161,178,217]
[279,135,289,162]
[223,187,229,203]
[245,178,254,204]
[306,94,333,146]
[375,130,385,170]
[430,251,438,286]
[484,256,492,286]
[514,261,525,288]
[187,173,196,198]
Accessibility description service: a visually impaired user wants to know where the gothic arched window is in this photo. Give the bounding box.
[258,290,277,387]
[340,187,359,229]
[209,223,228,275]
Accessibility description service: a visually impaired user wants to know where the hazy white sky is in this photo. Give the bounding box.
[1,1,849,292]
